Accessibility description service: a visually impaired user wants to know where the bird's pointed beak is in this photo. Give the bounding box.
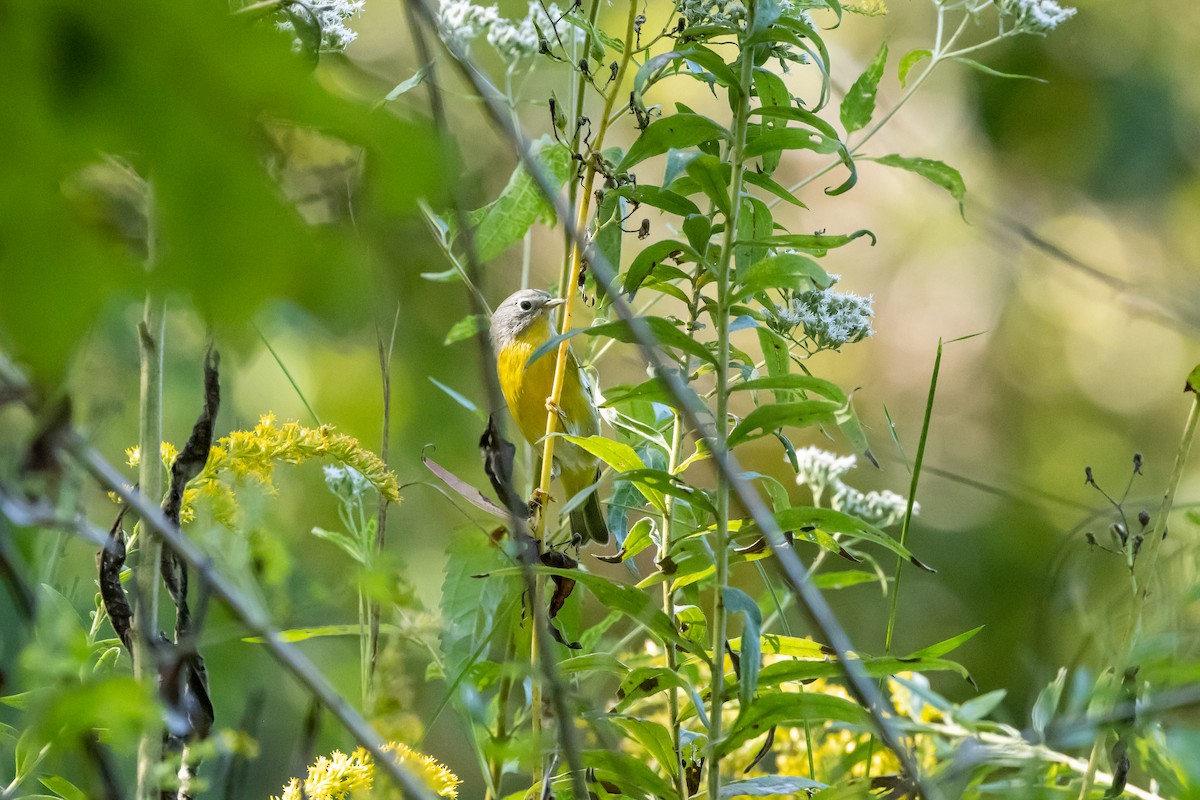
[544,298,566,308]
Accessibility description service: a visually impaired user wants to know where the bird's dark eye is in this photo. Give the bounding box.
[519,300,533,311]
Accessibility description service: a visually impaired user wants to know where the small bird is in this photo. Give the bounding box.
[490,289,609,544]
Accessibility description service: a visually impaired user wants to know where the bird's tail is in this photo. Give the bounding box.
[567,469,609,544]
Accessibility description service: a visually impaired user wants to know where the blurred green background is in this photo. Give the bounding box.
[3,0,1200,795]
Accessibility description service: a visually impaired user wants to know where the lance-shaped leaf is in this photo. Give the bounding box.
[686,153,733,218]
[740,229,876,255]
[725,587,763,718]
[727,399,843,447]
[613,184,702,217]
[468,136,574,261]
[873,154,967,219]
[733,253,832,300]
[718,692,869,756]
[595,517,656,563]
[618,114,730,171]
[634,47,740,103]
[840,41,888,134]
[764,506,936,571]
[623,239,700,296]
[586,317,718,367]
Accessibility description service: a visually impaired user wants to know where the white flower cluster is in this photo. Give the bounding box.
[678,0,746,28]
[277,0,365,52]
[794,446,857,500]
[776,1,815,26]
[774,281,875,351]
[833,486,910,528]
[997,0,1076,32]
[437,0,576,59]
[795,446,915,528]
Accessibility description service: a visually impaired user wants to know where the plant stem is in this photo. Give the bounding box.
[707,25,756,800]
[134,264,166,799]
[368,307,400,709]
[661,412,686,798]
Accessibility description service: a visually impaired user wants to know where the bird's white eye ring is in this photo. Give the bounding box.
[519,300,533,311]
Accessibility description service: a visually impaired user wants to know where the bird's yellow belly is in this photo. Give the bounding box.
[496,332,598,481]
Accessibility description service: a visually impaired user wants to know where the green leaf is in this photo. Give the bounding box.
[469,136,574,261]
[428,376,486,422]
[768,507,935,571]
[730,375,847,402]
[1187,364,1200,394]
[559,435,664,511]
[741,229,876,254]
[905,625,984,659]
[683,213,714,253]
[585,317,717,367]
[440,533,523,686]
[755,654,974,687]
[596,517,656,563]
[494,567,703,657]
[685,153,732,218]
[608,716,679,775]
[620,468,716,514]
[743,127,840,159]
[840,41,888,134]
[743,169,809,207]
[746,634,832,659]
[311,527,367,564]
[618,114,730,171]
[1,1,447,380]
[897,48,930,87]
[623,239,699,296]
[958,688,1007,721]
[614,185,702,217]
[634,48,740,103]
[756,328,792,403]
[719,692,869,756]
[727,400,844,447]
[725,587,763,716]
[39,777,89,800]
[582,748,677,800]
[953,57,1048,83]
[243,623,400,643]
[873,154,967,219]
[840,40,888,133]
[560,12,625,56]
[443,313,487,345]
[734,253,832,300]
[812,570,879,590]
[1032,667,1067,741]
[559,435,647,473]
[383,60,434,101]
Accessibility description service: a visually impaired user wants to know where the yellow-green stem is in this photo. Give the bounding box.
[531,0,641,780]
[707,24,756,800]
[134,290,166,800]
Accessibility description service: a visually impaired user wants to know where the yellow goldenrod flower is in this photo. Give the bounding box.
[270,741,461,800]
[118,414,400,526]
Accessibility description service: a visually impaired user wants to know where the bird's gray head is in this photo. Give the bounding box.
[490,289,564,349]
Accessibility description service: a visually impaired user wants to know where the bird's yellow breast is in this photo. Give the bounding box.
[497,319,560,447]
[495,318,599,481]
